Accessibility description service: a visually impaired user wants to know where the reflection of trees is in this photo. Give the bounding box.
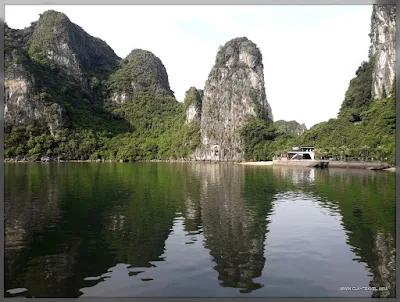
[179,164,203,234]
[270,167,396,297]
[82,163,190,282]
[7,163,395,298]
[271,166,316,187]
[311,169,396,298]
[5,164,66,296]
[191,164,275,293]
[6,163,190,297]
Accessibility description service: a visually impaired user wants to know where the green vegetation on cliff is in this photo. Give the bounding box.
[5,12,194,161]
[296,63,395,163]
[338,59,374,122]
[109,49,173,95]
[240,117,277,161]
[241,59,395,164]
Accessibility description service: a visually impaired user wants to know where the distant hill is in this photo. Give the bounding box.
[274,120,307,136]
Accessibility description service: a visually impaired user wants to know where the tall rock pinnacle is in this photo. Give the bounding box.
[192,37,273,162]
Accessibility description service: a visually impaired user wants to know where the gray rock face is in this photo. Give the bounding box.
[4,51,63,135]
[5,10,120,135]
[192,37,273,162]
[369,5,396,99]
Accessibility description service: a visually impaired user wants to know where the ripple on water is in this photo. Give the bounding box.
[6,288,28,295]
[84,276,103,281]
[129,271,144,276]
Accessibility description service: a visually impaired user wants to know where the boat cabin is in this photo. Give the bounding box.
[280,147,315,160]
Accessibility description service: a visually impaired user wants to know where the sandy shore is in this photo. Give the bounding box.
[239,161,273,166]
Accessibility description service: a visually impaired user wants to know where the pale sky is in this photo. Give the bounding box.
[5,5,372,128]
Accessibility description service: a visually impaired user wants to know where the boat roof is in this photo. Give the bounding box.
[289,151,314,154]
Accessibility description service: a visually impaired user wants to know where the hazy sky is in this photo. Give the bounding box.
[6,5,372,128]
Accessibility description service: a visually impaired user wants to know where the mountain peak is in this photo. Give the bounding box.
[27,10,120,82]
[38,10,70,24]
[215,37,262,69]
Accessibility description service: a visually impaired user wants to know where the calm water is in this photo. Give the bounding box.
[4,163,396,298]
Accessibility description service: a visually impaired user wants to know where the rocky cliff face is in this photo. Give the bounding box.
[369,5,396,99]
[28,10,120,83]
[4,10,121,135]
[108,49,174,104]
[192,37,273,162]
[5,24,63,135]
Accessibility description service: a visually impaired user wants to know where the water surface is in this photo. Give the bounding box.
[4,163,396,297]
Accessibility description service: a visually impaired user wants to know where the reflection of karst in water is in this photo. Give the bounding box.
[370,232,396,298]
[191,164,273,293]
[180,165,203,234]
[271,167,396,297]
[182,196,203,234]
[5,168,61,249]
[313,169,396,298]
[272,166,315,186]
[5,165,80,297]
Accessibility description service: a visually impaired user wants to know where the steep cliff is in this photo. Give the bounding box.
[369,4,396,99]
[5,23,63,136]
[28,10,120,83]
[107,49,174,104]
[4,11,133,160]
[4,10,123,136]
[192,37,273,162]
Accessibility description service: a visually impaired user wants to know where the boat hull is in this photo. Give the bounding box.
[272,160,322,167]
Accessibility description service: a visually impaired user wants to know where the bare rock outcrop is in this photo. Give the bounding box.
[369,5,396,99]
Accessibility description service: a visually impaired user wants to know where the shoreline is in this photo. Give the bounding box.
[4,158,395,172]
[238,161,273,166]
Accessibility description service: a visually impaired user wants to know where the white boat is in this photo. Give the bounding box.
[273,147,329,168]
